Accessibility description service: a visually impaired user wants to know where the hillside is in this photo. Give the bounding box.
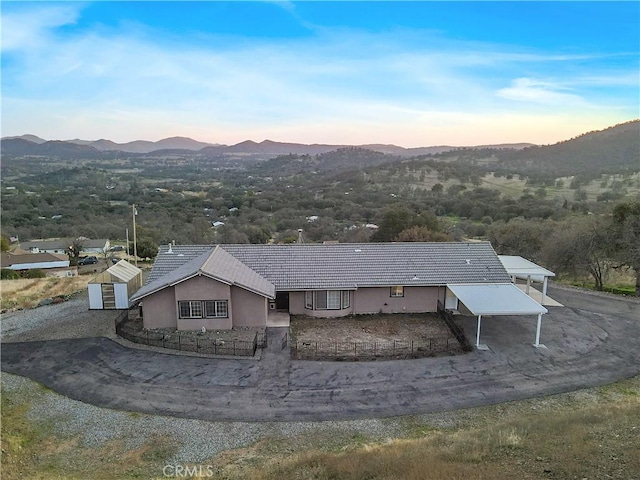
[495,120,640,179]
[0,139,102,158]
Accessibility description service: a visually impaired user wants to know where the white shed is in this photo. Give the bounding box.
[88,260,143,310]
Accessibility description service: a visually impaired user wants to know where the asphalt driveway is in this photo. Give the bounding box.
[1,285,638,422]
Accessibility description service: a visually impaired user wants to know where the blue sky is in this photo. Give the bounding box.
[2,1,638,147]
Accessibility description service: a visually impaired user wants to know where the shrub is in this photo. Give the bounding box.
[23,269,46,279]
[1,269,20,280]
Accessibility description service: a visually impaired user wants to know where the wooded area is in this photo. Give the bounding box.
[2,121,639,294]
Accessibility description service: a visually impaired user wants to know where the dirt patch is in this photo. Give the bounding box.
[290,313,466,360]
[116,315,265,357]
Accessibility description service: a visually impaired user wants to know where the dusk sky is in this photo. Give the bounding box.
[2,1,638,147]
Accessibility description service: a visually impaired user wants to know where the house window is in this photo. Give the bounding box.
[341,291,350,309]
[305,291,313,309]
[327,290,341,310]
[204,300,228,318]
[179,300,203,319]
[390,286,404,297]
[306,290,350,310]
[178,300,228,319]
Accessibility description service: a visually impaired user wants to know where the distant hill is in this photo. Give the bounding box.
[64,136,217,153]
[2,133,534,159]
[495,120,640,178]
[2,134,47,144]
[3,122,635,166]
[0,139,102,158]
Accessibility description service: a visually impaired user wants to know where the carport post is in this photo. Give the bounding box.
[476,314,482,347]
[526,275,531,294]
[534,313,542,347]
[541,277,548,305]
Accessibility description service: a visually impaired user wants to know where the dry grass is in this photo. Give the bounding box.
[215,378,640,480]
[0,276,91,311]
[1,375,638,479]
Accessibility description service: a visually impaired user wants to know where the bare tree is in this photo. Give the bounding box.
[542,217,611,291]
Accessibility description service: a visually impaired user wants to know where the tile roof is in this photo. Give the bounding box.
[144,242,511,293]
[131,246,275,302]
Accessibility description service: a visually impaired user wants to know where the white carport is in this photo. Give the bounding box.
[446,284,548,349]
[498,255,555,305]
[88,260,142,310]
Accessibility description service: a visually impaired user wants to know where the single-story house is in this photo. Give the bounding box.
[19,238,110,255]
[1,252,75,277]
[130,242,554,346]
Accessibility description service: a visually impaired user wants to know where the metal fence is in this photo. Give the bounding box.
[437,300,474,352]
[290,335,461,361]
[115,310,265,357]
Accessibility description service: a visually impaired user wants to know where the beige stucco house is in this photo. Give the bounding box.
[130,242,524,331]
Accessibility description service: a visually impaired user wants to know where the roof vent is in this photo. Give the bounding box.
[465,259,471,265]
[412,275,419,280]
[354,249,362,253]
[177,254,184,257]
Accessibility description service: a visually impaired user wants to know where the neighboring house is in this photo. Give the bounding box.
[19,238,110,255]
[1,252,75,277]
[130,242,552,337]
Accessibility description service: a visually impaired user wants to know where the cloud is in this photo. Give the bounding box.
[1,4,82,52]
[1,4,637,146]
[495,78,587,106]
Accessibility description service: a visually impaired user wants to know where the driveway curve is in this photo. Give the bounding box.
[2,285,639,422]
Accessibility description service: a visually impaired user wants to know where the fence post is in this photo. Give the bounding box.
[354,342,357,356]
[234,340,236,356]
[178,335,181,351]
[196,337,199,352]
[393,340,396,356]
[146,330,149,345]
[315,342,318,357]
[335,342,338,356]
[374,342,376,355]
[411,340,414,354]
[430,338,432,351]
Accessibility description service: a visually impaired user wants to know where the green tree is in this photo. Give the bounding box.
[136,239,158,260]
[394,226,452,242]
[610,201,640,295]
[0,236,10,252]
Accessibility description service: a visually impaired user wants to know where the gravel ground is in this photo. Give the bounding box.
[1,372,406,465]
[0,292,118,342]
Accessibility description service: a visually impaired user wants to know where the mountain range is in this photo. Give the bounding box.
[1,134,533,157]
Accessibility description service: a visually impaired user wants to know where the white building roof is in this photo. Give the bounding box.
[447,283,548,316]
[106,260,142,283]
[498,255,555,282]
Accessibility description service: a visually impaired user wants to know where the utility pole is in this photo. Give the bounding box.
[126,228,130,259]
[132,204,138,266]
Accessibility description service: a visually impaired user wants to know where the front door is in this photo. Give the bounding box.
[275,291,289,310]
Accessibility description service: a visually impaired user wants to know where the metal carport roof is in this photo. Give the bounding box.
[447,283,547,316]
[498,255,555,282]
[446,283,548,349]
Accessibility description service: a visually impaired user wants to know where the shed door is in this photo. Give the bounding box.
[114,283,129,309]
[101,284,116,309]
